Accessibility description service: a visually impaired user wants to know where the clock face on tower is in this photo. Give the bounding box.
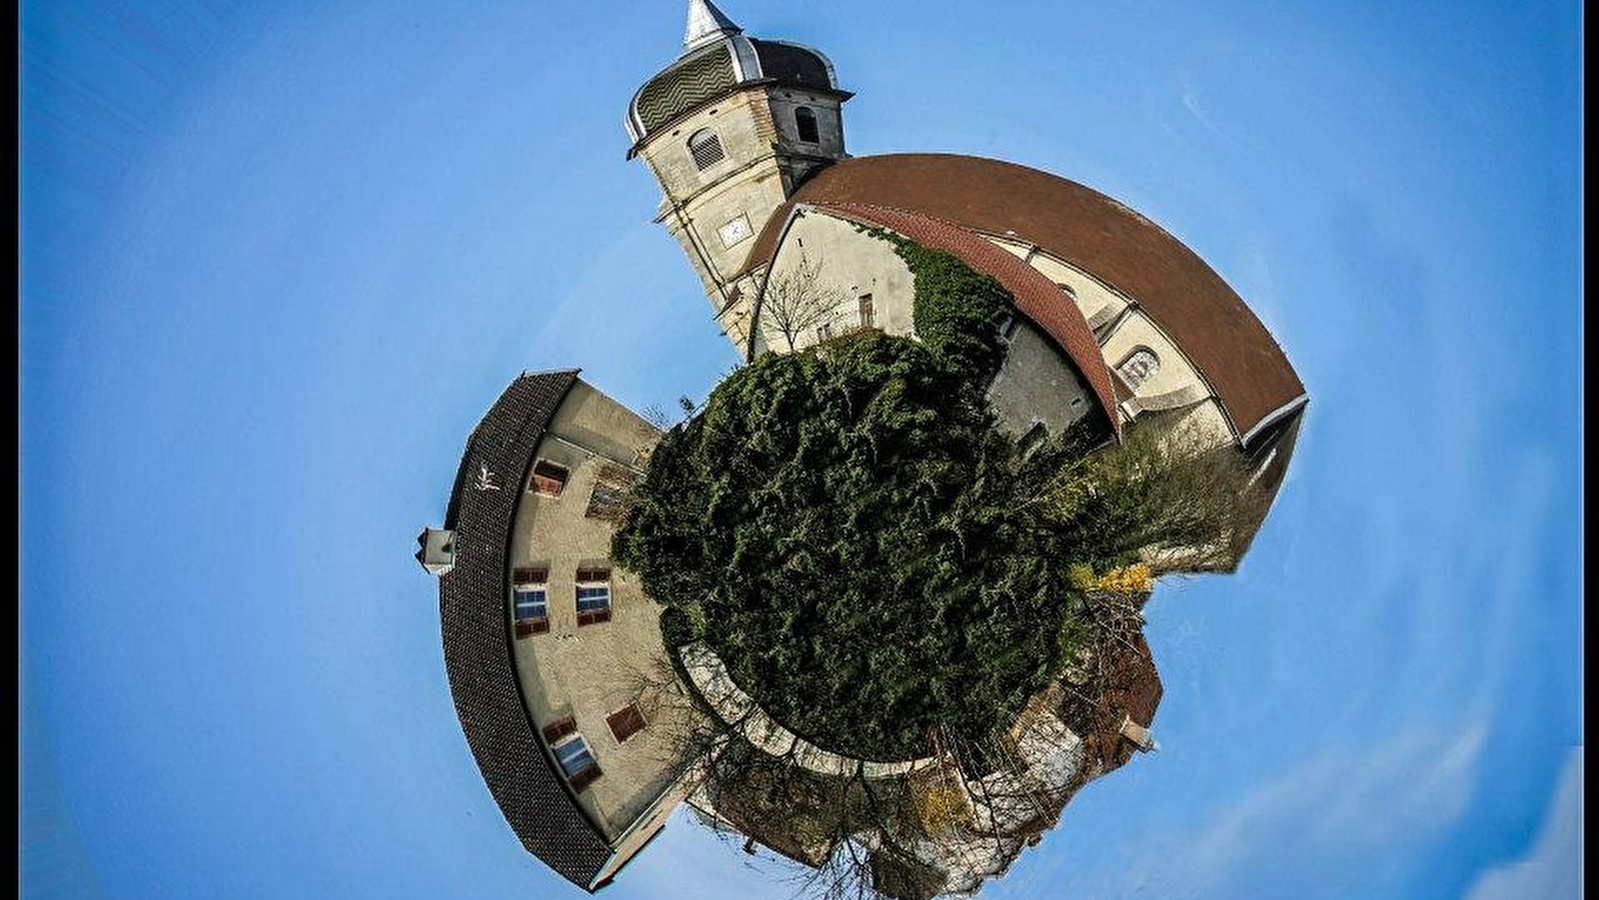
[718,214,752,247]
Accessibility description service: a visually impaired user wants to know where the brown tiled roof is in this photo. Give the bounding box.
[807,201,1120,436]
[741,154,1306,439]
[1072,631,1164,774]
[438,370,614,888]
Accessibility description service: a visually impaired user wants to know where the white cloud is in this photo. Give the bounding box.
[1029,723,1487,900]
[1461,749,1583,900]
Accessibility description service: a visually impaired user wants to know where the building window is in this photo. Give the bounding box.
[542,715,576,742]
[795,106,819,143]
[546,725,602,791]
[688,128,725,170]
[857,293,874,329]
[1118,347,1161,390]
[513,567,549,637]
[815,321,833,343]
[606,703,647,744]
[576,568,612,626]
[586,482,628,521]
[530,459,568,496]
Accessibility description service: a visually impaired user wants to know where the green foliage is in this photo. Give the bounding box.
[616,233,1254,762]
[658,606,694,650]
[615,331,1084,760]
[853,223,1013,384]
[1033,423,1262,570]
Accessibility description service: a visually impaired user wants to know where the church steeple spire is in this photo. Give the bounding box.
[684,0,741,50]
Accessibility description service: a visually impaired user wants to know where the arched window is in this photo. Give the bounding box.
[794,107,819,144]
[1118,347,1160,390]
[688,128,725,170]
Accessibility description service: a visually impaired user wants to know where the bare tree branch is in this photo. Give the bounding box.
[761,253,849,352]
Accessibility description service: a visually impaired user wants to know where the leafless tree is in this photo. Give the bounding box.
[624,636,1130,900]
[641,403,673,431]
[760,253,849,352]
[1022,423,1269,575]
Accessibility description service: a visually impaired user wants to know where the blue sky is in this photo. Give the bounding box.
[19,1,1581,899]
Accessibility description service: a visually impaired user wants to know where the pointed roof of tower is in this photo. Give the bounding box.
[684,0,741,49]
[626,2,846,148]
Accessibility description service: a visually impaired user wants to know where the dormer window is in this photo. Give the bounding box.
[795,106,819,143]
[689,128,725,170]
[1118,348,1161,390]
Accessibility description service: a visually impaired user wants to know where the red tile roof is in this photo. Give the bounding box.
[742,154,1305,440]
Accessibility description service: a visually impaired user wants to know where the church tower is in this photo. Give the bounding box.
[626,0,851,347]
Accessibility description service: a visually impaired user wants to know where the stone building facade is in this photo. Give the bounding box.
[422,1,1307,895]
[428,371,697,891]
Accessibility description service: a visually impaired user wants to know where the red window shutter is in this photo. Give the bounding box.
[530,460,568,496]
[541,716,576,744]
[513,567,549,584]
[568,763,602,792]
[606,704,647,743]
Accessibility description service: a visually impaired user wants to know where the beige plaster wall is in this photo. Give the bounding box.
[981,235,1233,447]
[643,89,788,295]
[753,210,915,354]
[507,381,693,841]
[984,236,1129,335]
[641,88,779,206]
[1098,311,1232,447]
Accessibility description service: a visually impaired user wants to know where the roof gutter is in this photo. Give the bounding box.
[1238,393,1309,449]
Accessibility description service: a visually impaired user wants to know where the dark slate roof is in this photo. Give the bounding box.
[626,35,844,146]
[748,39,833,89]
[738,154,1307,441]
[438,369,614,888]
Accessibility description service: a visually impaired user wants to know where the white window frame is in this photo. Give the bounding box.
[551,732,598,778]
[575,574,612,624]
[1118,347,1161,391]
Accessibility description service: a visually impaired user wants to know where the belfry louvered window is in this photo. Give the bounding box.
[688,129,725,170]
[795,106,819,143]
